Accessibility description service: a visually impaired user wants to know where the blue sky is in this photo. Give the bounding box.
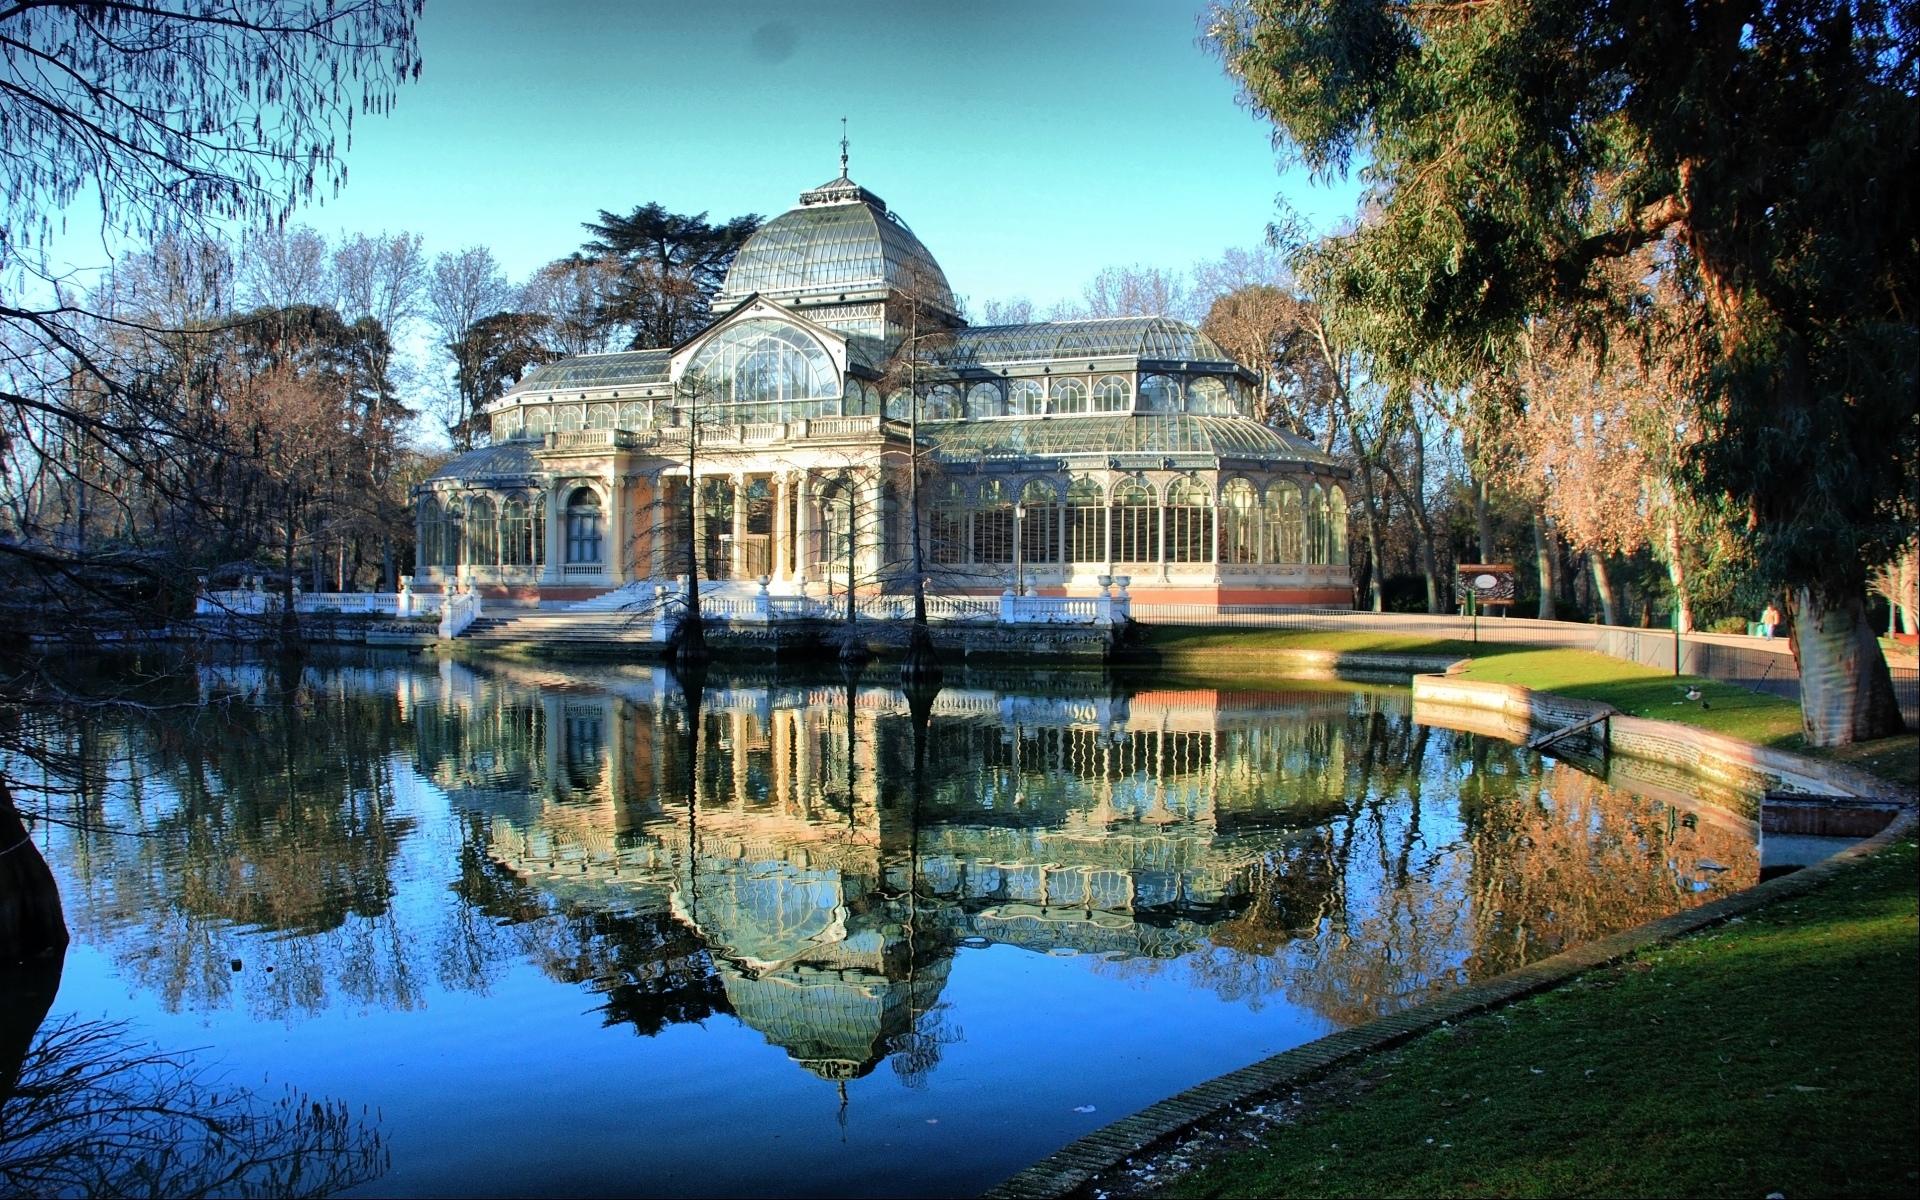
[291,0,1359,312]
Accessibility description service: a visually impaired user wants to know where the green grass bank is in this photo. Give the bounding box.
[1098,626,1918,1199]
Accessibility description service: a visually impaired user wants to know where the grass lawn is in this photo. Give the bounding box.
[1167,838,1920,1200]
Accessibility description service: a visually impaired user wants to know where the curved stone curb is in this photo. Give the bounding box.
[982,768,1916,1199]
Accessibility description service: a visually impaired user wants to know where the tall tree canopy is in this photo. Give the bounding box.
[1209,0,1918,744]
[581,204,761,349]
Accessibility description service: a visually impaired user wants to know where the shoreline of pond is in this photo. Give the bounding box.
[983,678,1917,1200]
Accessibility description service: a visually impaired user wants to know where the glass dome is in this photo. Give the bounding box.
[716,174,955,313]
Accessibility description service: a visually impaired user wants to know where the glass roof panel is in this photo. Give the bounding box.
[513,350,671,392]
[925,414,1336,465]
[943,317,1239,367]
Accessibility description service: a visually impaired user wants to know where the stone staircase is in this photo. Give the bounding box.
[458,608,656,647]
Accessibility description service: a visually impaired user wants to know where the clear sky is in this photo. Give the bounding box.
[287,0,1358,313]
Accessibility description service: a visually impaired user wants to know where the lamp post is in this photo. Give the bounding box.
[1013,503,1026,597]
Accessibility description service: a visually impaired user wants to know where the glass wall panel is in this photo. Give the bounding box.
[925,384,961,421]
[1307,484,1328,565]
[1112,478,1157,564]
[683,318,840,424]
[1166,477,1214,563]
[502,496,537,566]
[1265,482,1303,563]
[1221,478,1259,564]
[556,404,584,433]
[468,495,499,566]
[966,381,1002,420]
[1329,485,1349,564]
[587,403,616,430]
[1067,477,1106,564]
[619,401,649,429]
[1019,479,1059,565]
[972,479,1013,563]
[1140,374,1180,413]
[1093,374,1132,412]
[931,481,967,565]
[1008,379,1044,417]
[1048,379,1087,415]
[525,406,552,436]
[1186,377,1229,415]
[885,389,913,420]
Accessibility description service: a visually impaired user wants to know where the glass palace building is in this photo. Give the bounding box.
[416,171,1352,606]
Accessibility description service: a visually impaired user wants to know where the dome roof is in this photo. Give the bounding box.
[716,174,955,313]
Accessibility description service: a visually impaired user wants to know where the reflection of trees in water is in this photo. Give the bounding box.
[43,666,422,1018]
[0,1013,385,1198]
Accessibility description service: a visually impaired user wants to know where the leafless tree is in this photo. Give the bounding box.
[427,247,513,450]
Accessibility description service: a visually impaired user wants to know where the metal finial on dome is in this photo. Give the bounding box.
[839,117,849,179]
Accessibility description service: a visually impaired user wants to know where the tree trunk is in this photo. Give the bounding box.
[0,781,68,963]
[1590,554,1620,625]
[1473,475,1494,563]
[1359,466,1386,612]
[1532,511,1556,620]
[1665,514,1694,633]
[1790,587,1906,746]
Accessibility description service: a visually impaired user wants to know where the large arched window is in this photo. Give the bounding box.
[966,381,1002,420]
[1048,379,1087,415]
[885,387,913,420]
[619,401,649,429]
[1019,479,1060,566]
[973,479,1013,563]
[1067,477,1106,564]
[492,409,523,442]
[841,380,877,419]
[556,404,584,433]
[1329,485,1349,564]
[1265,482,1303,563]
[418,496,450,569]
[565,487,603,564]
[467,495,499,566]
[1307,484,1329,565]
[925,384,961,421]
[1008,379,1044,417]
[524,406,552,436]
[684,318,840,425]
[931,480,967,565]
[502,496,538,566]
[1221,479,1259,564]
[1166,476,1214,563]
[1112,478,1157,564]
[1187,377,1229,415]
[587,403,616,430]
[1092,374,1132,412]
[1139,374,1180,413]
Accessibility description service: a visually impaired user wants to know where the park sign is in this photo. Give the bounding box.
[1457,564,1516,613]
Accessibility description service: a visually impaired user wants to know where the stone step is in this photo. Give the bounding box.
[460,612,656,643]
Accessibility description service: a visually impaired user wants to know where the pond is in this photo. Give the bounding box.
[4,653,1765,1197]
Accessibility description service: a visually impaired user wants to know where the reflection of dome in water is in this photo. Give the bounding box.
[716,956,952,1081]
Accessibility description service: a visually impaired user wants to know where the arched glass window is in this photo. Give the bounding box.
[618,401,649,429]
[973,479,1013,564]
[587,403,616,430]
[1112,478,1157,564]
[1019,479,1059,566]
[931,480,967,565]
[417,496,445,569]
[1329,486,1349,564]
[524,406,552,436]
[1221,479,1259,564]
[1166,477,1214,563]
[492,410,523,442]
[885,388,914,420]
[1265,482,1303,563]
[1307,484,1328,565]
[502,496,537,566]
[1187,377,1229,415]
[1140,374,1180,413]
[556,404,584,433]
[684,318,839,424]
[566,486,603,564]
[1048,379,1088,415]
[1093,374,1132,412]
[842,380,877,418]
[468,495,499,566]
[1008,379,1044,417]
[966,381,1002,420]
[925,384,961,421]
[1067,477,1106,564]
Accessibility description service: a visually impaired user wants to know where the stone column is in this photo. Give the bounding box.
[731,472,748,581]
[793,470,813,588]
[772,472,791,584]
[606,477,628,584]
[858,471,883,586]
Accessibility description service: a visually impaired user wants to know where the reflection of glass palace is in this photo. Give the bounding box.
[416,171,1351,608]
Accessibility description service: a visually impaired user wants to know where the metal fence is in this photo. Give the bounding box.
[1128,605,1920,725]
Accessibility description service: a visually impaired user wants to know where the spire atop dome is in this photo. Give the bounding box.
[839,116,849,180]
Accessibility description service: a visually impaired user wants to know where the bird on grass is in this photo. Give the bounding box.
[1679,684,1709,710]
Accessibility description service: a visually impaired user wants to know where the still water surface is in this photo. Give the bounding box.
[10,655,1761,1196]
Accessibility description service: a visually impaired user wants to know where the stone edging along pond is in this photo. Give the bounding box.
[981,672,1918,1200]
